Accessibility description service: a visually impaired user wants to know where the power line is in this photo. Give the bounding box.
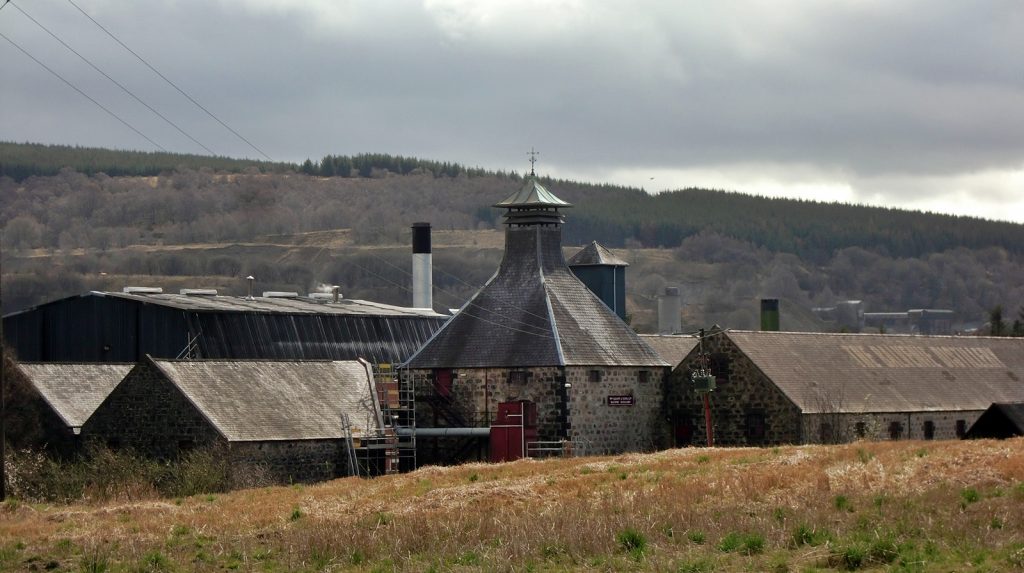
[64,0,273,161]
[362,252,556,334]
[9,1,218,156]
[0,30,167,151]
[366,250,557,328]
[348,260,554,340]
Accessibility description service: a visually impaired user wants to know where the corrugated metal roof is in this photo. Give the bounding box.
[97,291,443,317]
[406,226,667,368]
[567,241,629,267]
[723,330,1024,413]
[151,358,380,441]
[638,334,700,368]
[3,292,447,364]
[16,363,133,429]
[493,177,573,208]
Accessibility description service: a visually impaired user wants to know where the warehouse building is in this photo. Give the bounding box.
[665,329,1024,446]
[3,288,447,364]
[82,357,392,482]
[4,361,133,455]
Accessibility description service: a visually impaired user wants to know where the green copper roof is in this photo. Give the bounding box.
[493,177,573,208]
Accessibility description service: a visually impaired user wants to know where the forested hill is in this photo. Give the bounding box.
[2,141,1022,263]
[566,187,1024,263]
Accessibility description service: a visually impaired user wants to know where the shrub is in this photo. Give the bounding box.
[834,494,853,512]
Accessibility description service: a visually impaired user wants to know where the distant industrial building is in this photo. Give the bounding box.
[405,176,668,462]
[3,288,447,364]
[812,300,954,335]
[663,329,1024,446]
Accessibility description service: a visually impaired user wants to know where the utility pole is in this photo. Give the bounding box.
[692,328,716,447]
[1,232,6,500]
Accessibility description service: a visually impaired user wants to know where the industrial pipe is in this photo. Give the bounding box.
[396,427,490,437]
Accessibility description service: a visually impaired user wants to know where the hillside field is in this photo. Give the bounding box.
[1,439,1022,572]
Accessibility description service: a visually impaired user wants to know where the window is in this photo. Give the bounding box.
[433,369,453,398]
[588,369,602,383]
[955,419,967,438]
[855,421,867,438]
[889,421,903,440]
[710,353,731,383]
[745,410,766,443]
[923,420,935,440]
[508,370,531,384]
[638,370,651,384]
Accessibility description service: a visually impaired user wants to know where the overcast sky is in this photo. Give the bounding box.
[2,0,1022,223]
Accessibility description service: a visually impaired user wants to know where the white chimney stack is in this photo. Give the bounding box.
[658,286,682,334]
[412,222,432,309]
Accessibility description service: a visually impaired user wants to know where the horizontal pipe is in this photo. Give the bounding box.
[396,427,490,437]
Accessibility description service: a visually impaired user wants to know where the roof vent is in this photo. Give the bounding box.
[123,286,163,294]
[309,292,343,301]
[262,291,299,298]
[180,288,218,296]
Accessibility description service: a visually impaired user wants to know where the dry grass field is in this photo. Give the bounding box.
[2,440,1023,572]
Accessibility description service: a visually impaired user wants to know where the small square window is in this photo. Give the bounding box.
[889,421,903,440]
[508,370,530,384]
[638,370,650,384]
[588,369,602,383]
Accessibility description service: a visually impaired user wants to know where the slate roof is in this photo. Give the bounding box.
[720,330,1024,413]
[567,242,630,267]
[638,334,699,368]
[150,358,381,441]
[16,363,133,430]
[406,227,667,369]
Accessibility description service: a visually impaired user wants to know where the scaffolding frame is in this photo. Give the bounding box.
[375,363,416,473]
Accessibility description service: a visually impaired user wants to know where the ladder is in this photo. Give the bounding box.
[341,413,359,477]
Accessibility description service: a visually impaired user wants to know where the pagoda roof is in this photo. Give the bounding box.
[493,177,572,209]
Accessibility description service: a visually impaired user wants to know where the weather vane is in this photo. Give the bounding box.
[527,147,539,176]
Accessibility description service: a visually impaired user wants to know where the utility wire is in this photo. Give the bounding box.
[349,260,554,339]
[366,250,556,328]
[0,30,166,151]
[10,1,217,155]
[64,0,273,161]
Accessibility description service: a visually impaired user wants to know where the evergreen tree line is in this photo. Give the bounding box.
[2,141,1023,263]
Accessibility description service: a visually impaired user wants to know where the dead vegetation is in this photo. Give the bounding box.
[2,439,1023,572]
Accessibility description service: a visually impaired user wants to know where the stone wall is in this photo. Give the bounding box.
[411,365,667,460]
[665,334,802,446]
[229,440,346,484]
[564,366,667,456]
[801,411,982,443]
[82,361,225,459]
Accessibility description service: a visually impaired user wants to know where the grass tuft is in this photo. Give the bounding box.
[617,527,648,559]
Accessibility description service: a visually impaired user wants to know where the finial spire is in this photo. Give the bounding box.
[527,147,539,176]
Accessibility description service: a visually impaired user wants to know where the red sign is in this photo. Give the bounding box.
[608,395,635,406]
